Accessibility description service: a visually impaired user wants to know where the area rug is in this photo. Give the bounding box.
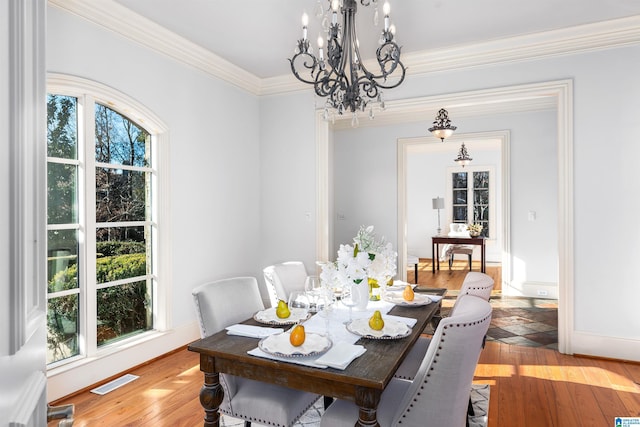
[219,384,490,426]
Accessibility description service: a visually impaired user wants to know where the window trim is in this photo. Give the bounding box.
[446,164,496,240]
[46,73,171,370]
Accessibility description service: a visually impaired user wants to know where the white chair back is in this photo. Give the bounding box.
[269,261,307,303]
[450,271,494,315]
[192,277,320,425]
[392,295,492,426]
[192,276,264,338]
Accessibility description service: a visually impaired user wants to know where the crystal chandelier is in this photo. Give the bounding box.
[289,0,406,126]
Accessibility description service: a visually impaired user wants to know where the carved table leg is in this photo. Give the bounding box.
[199,355,223,427]
[355,387,381,427]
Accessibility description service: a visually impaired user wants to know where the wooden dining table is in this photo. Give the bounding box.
[188,288,446,427]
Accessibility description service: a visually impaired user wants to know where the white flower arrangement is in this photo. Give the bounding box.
[320,225,397,288]
[467,223,483,234]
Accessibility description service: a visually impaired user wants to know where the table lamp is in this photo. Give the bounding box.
[432,197,444,235]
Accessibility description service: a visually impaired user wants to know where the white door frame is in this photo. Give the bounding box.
[316,79,574,354]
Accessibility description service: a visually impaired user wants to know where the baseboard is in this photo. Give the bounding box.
[47,321,200,402]
[571,331,640,363]
[504,280,558,299]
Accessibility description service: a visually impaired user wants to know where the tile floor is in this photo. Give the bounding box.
[439,294,559,349]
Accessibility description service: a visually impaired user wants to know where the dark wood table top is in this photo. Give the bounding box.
[188,287,446,426]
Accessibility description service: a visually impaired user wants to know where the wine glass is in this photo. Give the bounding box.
[288,291,310,319]
[304,276,322,312]
[340,283,360,325]
[317,288,336,338]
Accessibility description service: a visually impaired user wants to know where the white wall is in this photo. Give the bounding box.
[268,46,640,360]
[46,6,262,399]
[258,91,320,279]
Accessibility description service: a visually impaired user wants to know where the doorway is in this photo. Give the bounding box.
[316,79,574,354]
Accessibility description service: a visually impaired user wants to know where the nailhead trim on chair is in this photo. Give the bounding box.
[230,396,320,427]
[397,313,492,424]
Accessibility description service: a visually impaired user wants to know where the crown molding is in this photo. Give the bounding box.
[48,0,262,94]
[262,15,640,95]
[48,1,640,98]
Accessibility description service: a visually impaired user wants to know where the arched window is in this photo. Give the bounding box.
[46,75,169,366]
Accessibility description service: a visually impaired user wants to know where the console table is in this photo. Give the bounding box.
[432,235,486,273]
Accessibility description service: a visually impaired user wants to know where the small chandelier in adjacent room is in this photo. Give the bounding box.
[289,0,406,126]
[455,142,473,167]
[428,108,457,142]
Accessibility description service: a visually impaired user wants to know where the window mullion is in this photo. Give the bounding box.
[82,95,98,357]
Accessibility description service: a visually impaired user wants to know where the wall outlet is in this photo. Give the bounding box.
[537,289,548,296]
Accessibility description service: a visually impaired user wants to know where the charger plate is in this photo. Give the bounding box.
[258,332,332,358]
[254,307,310,325]
[346,318,412,340]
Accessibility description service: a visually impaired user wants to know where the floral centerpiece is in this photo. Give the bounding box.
[320,225,397,303]
[467,223,483,237]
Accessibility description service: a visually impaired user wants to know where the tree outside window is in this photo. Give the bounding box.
[47,95,155,364]
[451,170,490,238]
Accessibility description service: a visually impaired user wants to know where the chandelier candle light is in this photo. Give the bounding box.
[290,0,406,127]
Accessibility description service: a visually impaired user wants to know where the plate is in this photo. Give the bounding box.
[346,318,412,340]
[253,307,311,325]
[383,291,431,307]
[258,332,332,358]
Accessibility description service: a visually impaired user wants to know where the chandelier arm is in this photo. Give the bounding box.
[289,52,321,85]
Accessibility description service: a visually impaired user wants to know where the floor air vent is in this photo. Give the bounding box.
[90,374,139,395]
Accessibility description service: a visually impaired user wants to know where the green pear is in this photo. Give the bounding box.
[276,300,291,319]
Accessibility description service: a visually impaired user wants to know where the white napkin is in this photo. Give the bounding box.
[417,294,442,302]
[226,324,283,338]
[384,314,418,328]
[315,341,366,370]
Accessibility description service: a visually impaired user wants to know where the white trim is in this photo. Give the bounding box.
[47,0,261,94]
[45,74,173,372]
[8,372,47,427]
[48,0,640,97]
[397,131,510,283]
[315,111,331,265]
[318,79,574,354]
[571,331,640,362]
[9,0,47,355]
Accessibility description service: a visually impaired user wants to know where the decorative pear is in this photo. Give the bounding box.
[402,285,415,302]
[368,310,385,331]
[289,324,306,346]
[276,300,291,319]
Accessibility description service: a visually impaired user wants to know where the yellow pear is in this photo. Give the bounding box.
[276,300,291,319]
[289,324,306,346]
[402,285,415,302]
[368,310,385,331]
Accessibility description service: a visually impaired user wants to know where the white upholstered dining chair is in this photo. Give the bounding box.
[320,295,492,427]
[263,261,307,307]
[192,276,320,427]
[395,271,494,381]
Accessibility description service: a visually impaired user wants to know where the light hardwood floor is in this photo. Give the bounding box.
[48,265,640,426]
[48,342,640,426]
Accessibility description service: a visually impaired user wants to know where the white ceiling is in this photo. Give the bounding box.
[113,0,640,79]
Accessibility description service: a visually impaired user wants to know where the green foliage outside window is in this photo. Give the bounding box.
[47,244,151,358]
